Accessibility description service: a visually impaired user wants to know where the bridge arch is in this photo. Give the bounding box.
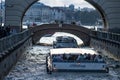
[5,0,120,32]
[31,24,90,46]
[39,32,84,45]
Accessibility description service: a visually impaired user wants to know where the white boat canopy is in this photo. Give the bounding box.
[50,48,97,55]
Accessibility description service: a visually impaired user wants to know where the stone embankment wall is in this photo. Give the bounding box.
[0,30,32,80]
[90,30,120,60]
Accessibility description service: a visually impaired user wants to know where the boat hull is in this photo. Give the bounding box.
[51,62,108,72]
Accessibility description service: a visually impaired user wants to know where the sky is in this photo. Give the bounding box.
[39,0,94,9]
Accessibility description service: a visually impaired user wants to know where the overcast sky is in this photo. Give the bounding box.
[39,0,94,9]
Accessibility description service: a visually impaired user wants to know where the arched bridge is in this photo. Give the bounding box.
[5,0,120,33]
[31,24,91,46]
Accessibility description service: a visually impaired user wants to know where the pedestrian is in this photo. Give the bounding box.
[6,26,11,36]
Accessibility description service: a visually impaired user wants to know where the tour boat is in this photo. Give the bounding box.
[46,48,109,74]
[53,36,78,48]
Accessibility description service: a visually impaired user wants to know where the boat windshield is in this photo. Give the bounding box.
[55,42,78,48]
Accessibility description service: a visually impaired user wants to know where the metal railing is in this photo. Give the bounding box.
[0,30,31,53]
[91,30,120,44]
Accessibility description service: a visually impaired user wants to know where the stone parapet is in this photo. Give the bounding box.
[90,31,120,60]
[0,36,32,80]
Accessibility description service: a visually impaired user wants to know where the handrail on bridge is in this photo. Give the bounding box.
[91,30,120,43]
[0,30,31,53]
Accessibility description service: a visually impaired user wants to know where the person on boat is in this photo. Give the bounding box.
[76,54,84,61]
[63,53,67,60]
[94,55,103,62]
[53,55,63,62]
[66,54,71,60]
[97,55,104,62]
[83,53,87,60]
[92,54,97,61]
[85,53,91,60]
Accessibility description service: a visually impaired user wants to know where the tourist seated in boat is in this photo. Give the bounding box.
[52,55,63,62]
[76,54,84,61]
[76,53,104,62]
[91,54,96,61]
[68,54,78,61]
[94,55,104,62]
[63,53,70,60]
[85,53,91,60]
[63,54,77,61]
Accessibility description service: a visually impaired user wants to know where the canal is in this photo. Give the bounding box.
[4,45,120,80]
[4,32,120,80]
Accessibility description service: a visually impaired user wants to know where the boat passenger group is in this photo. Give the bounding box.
[52,53,104,62]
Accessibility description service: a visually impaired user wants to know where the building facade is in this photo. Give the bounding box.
[23,2,66,24]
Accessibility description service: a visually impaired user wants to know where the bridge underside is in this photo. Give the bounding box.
[31,24,90,46]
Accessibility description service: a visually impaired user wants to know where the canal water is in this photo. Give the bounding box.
[4,45,120,80]
[4,32,120,80]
